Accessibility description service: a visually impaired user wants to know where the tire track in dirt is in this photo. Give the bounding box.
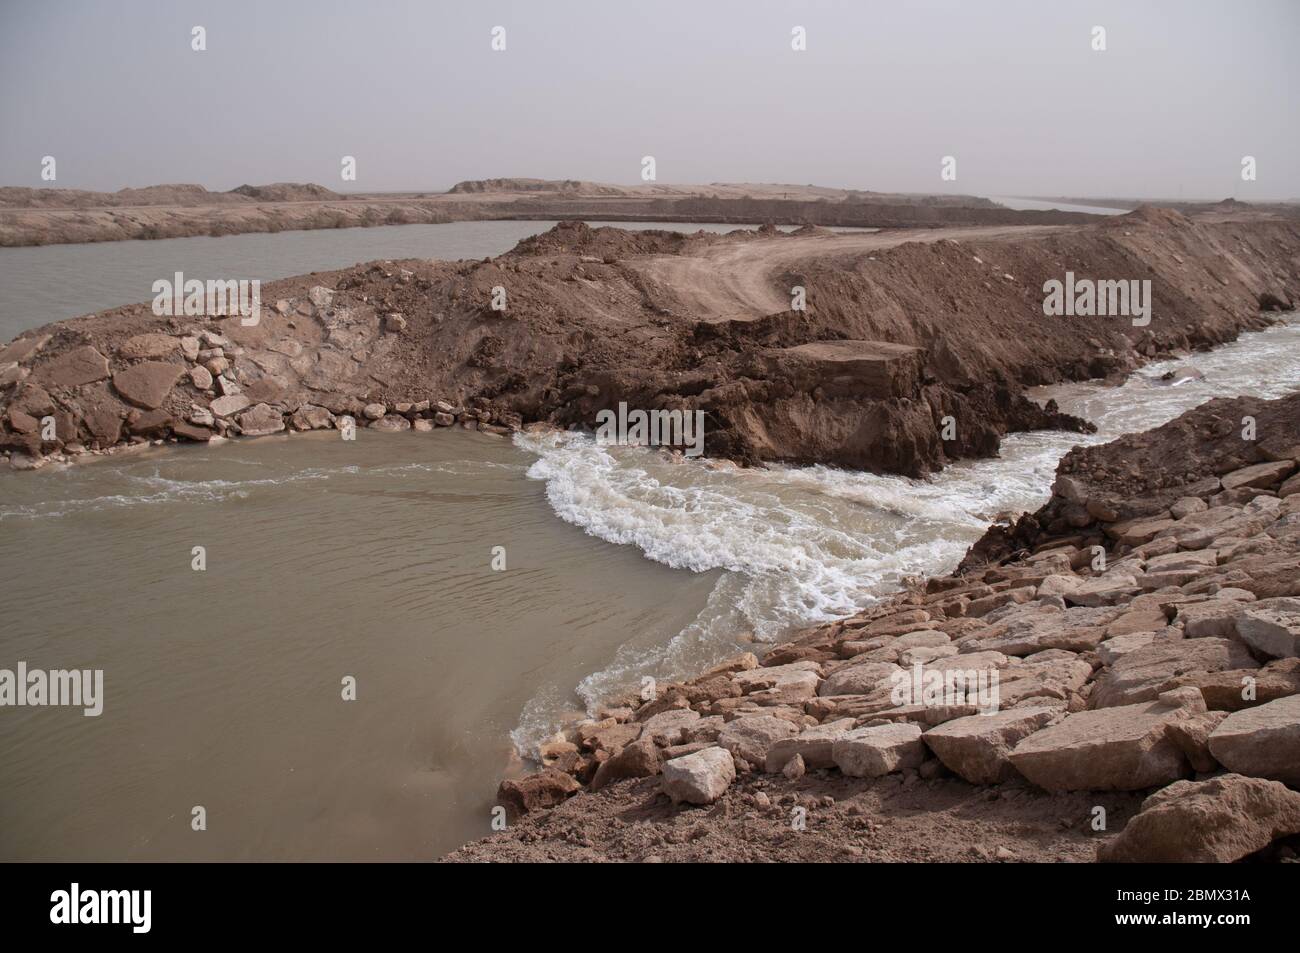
[630,225,1069,322]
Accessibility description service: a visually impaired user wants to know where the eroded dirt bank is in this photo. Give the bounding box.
[3,210,1297,477]
[446,392,1300,863]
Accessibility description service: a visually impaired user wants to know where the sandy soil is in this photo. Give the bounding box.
[445,770,1142,863]
[631,225,1064,321]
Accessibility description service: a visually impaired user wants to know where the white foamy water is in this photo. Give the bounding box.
[511,314,1300,753]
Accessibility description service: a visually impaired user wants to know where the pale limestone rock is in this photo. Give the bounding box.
[1208,695,1300,785]
[209,393,249,418]
[717,714,799,768]
[1235,598,1300,659]
[237,403,285,437]
[764,719,855,772]
[1089,638,1255,708]
[831,723,925,778]
[1008,699,1195,791]
[818,660,902,698]
[640,708,701,747]
[923,705,1064,784]
[661,747,735,804]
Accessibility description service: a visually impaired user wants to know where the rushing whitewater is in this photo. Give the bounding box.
[510,315,1300,754]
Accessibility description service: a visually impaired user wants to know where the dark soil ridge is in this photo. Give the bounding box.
[3,211,1298,479]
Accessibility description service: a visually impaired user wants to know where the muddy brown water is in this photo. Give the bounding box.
[0,431,720,860]
[0,222,1296,860]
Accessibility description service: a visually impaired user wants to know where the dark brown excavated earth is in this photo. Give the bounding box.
[3,209,1298,480]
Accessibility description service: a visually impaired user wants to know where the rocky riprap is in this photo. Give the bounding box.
[0,280,521,471]
[462,392,1300,863]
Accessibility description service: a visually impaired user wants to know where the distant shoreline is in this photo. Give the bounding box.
[0,178,1112,248]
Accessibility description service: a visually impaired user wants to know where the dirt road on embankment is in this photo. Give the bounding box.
[629,225,1065,321]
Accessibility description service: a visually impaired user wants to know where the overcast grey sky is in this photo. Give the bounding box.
[1,0,1296,199]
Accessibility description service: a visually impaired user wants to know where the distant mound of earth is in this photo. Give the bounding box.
[447,178,626,196]
[228,182,342,202]
[0,182,340,209]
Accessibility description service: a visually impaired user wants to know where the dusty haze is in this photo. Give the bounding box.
[1,0,1297,200]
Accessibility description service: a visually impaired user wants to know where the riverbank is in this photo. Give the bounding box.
[4,210,1298,476]
[447,390,1300,863]
[4,207,1300,863]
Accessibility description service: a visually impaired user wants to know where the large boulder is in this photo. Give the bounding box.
[496,769,580,818]
[0,333,50,365]
[764,719,855,773]
[1207,694,1300,785]
[1065,572,1142,607]
[760,340,923,401]
[923,705,1064,784]
[237,403,286,437]
[660,747,735,805]
[1008,699,1196,791]
[1178,600,1250,641]
[831,723,925,778]
[1220,460,1296,491]
[974,606,1112,655]
[589,737,661,791]
[1097,774,1300,862]
[209,394,250,418]
[31,345,110,388]
[717,714,799,768]
[118,333,180,361]
[1234,598,1300,659]
[576,720,640,754]
[995,657,1092,707]
[370,414,411,432]
[1164,658,1300,711]
[74,383,125,447]
[290,403,333,430]
[818,660,902,697]
[733,660,822,694]
[1166,710,1229,772]
[172,421,212,442]
[1089,638,1256,709]
[188,365,213,390]
[112,361,184,410]
[639,708,701,747]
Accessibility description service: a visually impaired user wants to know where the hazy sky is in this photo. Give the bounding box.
[1,0,1296,199]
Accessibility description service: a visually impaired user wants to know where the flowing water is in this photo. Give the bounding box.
[0,221,1296,860]
[510,315,1300,752]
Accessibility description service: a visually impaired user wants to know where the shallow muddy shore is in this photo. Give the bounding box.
[448,391,1300,863]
